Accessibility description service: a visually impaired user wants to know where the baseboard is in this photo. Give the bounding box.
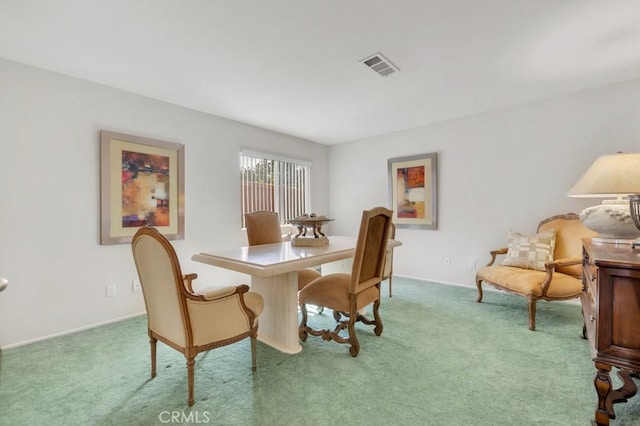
[1,311,146,351]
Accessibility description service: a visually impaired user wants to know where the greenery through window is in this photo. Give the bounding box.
[240,151,311,228]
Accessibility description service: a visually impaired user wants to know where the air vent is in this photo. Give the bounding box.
[360,52,400,77]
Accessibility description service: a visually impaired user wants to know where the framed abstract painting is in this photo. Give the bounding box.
[388,152,437,230]
[100,130,185,245]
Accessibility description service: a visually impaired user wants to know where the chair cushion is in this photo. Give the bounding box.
[477,265,582,298]
[298,273,379,312]
[501,229,556,271]
[297,268,322,291]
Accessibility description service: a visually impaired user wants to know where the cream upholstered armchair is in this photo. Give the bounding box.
[476,213,597,331]
[245,210,321,290]
[298,207,393,357]
[131,226,263,406]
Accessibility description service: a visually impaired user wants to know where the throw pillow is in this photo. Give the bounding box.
[500,228,556,271]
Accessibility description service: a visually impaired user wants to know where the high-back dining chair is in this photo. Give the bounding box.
[298,207,393,357]
[131,226,263,406]
[245,210,283,246]
[382,223,396,297]
[245,211,321,290]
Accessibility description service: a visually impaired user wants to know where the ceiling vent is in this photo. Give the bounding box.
[360,52,400,77]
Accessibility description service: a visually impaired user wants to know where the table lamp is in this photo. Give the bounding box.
[568,152,640,243]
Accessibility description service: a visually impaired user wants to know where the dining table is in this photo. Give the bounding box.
[192,235,401,354]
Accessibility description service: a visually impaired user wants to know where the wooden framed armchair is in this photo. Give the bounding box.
[298,207,393,356]
[131,226,263,406]
[475,213,597,331]
[245,210,321,290]
[382,223,396,297]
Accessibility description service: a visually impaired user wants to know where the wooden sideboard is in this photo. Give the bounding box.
[581,239,640,426]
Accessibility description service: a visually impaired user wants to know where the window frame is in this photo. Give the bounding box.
[240,150,312,228]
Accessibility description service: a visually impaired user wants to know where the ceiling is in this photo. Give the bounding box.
[2,1,640,145]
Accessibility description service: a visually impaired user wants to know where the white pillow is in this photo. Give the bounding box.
[500,228,556,271]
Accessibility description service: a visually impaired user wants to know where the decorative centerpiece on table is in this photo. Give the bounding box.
[288,213,334,246]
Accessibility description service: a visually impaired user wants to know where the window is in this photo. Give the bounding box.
[240,150,311,228]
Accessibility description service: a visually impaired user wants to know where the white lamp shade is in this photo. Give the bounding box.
[568,152,640,197]
[567,152,640,242]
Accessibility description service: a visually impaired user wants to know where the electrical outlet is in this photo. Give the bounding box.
[468,259,476,269]
[444,257,451,267]
[132,279,142,292]
[105,284,117,297]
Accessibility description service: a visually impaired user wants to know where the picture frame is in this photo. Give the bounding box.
[100,130,185,245]
[388,152,437,229]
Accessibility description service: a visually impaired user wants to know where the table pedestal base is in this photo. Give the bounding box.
[251,272,302,354]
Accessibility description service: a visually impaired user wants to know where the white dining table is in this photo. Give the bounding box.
[192,236,401,354]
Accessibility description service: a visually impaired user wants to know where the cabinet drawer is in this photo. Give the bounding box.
[582,248,596,292]
[580,291,596,355]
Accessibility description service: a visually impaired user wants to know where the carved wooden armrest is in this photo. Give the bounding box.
[199,285,244,300]
[549,257,581,268]
[540,257,581,295]
[198,285,255,320]
[183,273,198,294]
[184,283,249,303]
[486,248,508,267]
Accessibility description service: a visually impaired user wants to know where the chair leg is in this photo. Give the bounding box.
[389,275,393,297]
[302,302,374,356]
[372,299,383,336]
[475,278,484,303]
[348,315,360,357]
[299,303,309,341]
[527,295,537,331]
[150,337,157,378]
[187,357,195,406]
[250,336,257,371]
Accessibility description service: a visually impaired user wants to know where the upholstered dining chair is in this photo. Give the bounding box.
[382,223,396,297]
[245,210,321,290]
[131,226,263,406]
[298,206,393,357]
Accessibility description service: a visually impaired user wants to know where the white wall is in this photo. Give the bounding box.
[328,78,640,286]
[3,56,640,349]
[0,59,329,348]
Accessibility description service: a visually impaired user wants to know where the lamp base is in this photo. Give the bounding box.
[579,201,640,241]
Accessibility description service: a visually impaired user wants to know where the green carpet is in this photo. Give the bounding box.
[1,278,639,425]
